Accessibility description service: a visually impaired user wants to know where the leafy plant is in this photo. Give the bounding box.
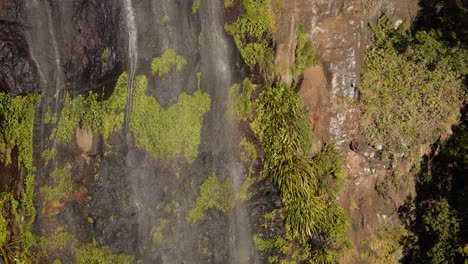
[252,82,349,262]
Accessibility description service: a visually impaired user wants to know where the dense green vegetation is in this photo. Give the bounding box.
[400,123,467,263]
[359,16,463,154]
[187,176,235,224]
[226,78,256,120]
[129,74,211,163]
[225,1,350,262]
[360,2,467,263]
[56,72,128,142]
[251,82,349,262]
[225,0,282,78]
[0,92,40,170]
[0,92,40,262]
[151,49,187,77]
[291,25,319,77]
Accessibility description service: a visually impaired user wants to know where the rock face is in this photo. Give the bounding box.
[275,0,421,255]
[0,0,39,94]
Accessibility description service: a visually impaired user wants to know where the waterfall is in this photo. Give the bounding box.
[203,1,255,263]
[45,2,63,96]
[123,0,138,132]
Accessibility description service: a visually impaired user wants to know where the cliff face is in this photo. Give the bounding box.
[274,0,421,256]
[0,0,426,263]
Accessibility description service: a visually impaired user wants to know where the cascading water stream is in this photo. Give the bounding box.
[203,1,255,263]
[123,0,138,135]
[24,0,65,171]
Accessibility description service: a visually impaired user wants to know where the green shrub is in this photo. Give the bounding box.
[151,49,187,77]
[359,17,463,154]
[225,0,281,78]
[130,75,211,163]
[240,137,257,162]
[187,176,235,224]
[226,78,256,120]
[291,25,319,77]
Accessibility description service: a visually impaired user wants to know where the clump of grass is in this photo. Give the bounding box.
[187,176,235,224]
[130,75,211,163]
[252,81,349,261]
[226,78,256,120]
[151,49,187,77]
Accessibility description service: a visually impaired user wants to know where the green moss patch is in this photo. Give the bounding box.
[130,75,211,163]
[39,165,74,206]
[151,218,169,245]
[187,176,235,224]
[192,0,201,14]
[0,92,40,170]
[75,240,134,264]
[0,91,39,259]
[56,72,128,142]
[151,49,187,77]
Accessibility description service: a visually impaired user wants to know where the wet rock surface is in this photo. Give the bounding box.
[0,0,38,94]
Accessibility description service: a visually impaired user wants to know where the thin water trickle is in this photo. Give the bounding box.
[123,0,138,134]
